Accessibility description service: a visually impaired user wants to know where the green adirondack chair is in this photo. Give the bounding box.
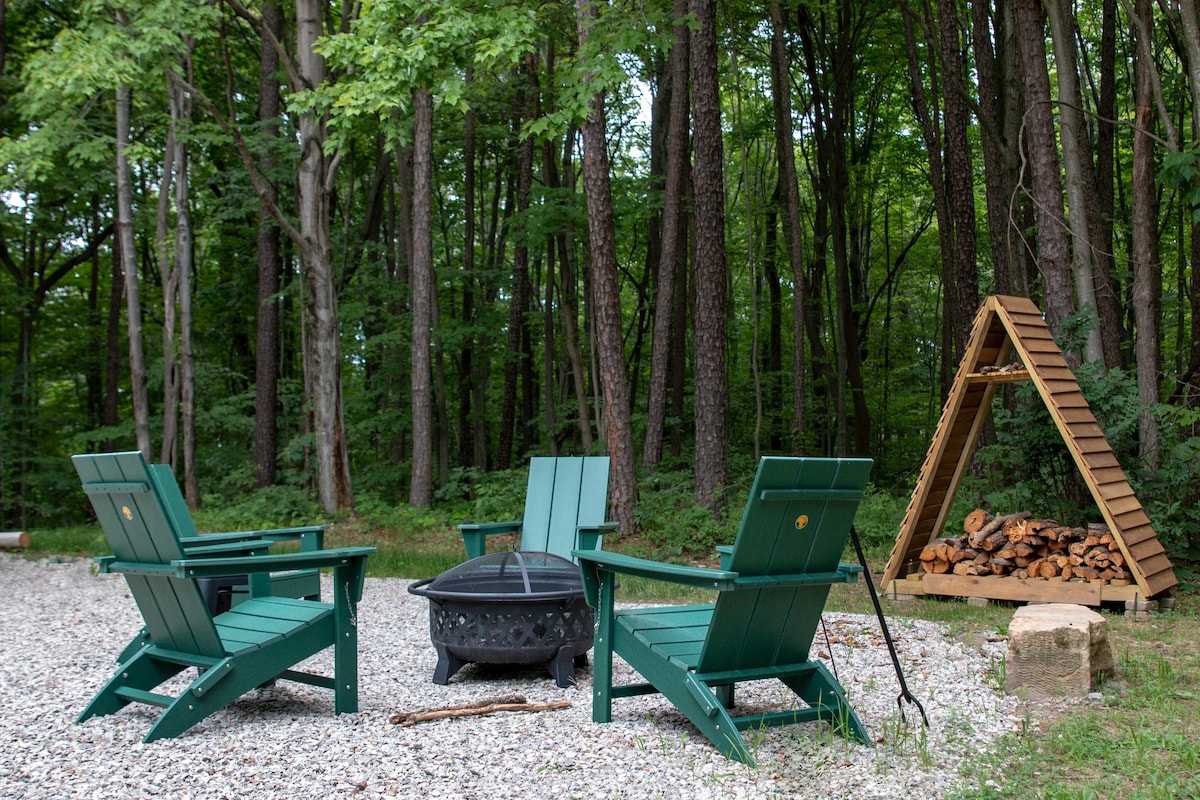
[459,456,616,561]
[574,456,873,765]
[73,451,375,743]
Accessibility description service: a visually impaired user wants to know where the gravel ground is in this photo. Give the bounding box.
[0,554,1021,799]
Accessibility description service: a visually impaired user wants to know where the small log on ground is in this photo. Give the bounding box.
[0,532,30,550]
[389,694,572,726]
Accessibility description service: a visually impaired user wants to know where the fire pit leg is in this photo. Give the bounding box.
[432,643,468,685]
[546,644,578,688]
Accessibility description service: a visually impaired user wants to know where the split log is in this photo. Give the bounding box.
[989,557,1014,575]
[951,547,980,564]
[979,531,1010,553]
[969,511,1029,549]
[964,509,993,534]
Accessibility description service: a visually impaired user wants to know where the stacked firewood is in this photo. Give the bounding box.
[919,509,1131,583]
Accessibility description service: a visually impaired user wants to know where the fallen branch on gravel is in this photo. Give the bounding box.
[389,694,572,726]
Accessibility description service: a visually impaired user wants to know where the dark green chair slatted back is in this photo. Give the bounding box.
[523,456,610,557]
[699,457,871,673]
[75,452,225,658]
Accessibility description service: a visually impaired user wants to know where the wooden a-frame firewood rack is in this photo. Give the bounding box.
[881,295,1177,606]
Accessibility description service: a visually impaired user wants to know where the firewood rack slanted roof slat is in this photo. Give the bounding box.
[882,295,1178,605]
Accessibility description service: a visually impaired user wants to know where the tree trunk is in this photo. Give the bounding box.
[170,58,199,508]
[254,0,283,489]
[1131,0,1160,467]
[899,0,954,396]
[643,0,688,470]
[104,250,123,453]
[496,72,534,471]
[768,0,807,453]
[410,87,434,507]
[157,103,179,470]
[577,0,638,534]
[972,0,1023,296]
[1013,0,1075,342]
[1045,0,1103,365]
[114,55,151,457]
[938,0,979,364]
[557,216,594,453]
[690,0,727,509]
[1092,0,1123,368]
[457,69,477,469]
[295,0,352,511]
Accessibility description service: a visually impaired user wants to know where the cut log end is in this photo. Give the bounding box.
[0,531,31,550]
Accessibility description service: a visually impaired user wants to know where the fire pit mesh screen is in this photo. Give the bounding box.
[408,551,594,688]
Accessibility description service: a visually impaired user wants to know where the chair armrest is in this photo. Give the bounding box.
[172,546,376,578]
[459,521,523,560]
[838,561,863,583]
[181,539,278,558]
[574,550,738,590]
[732,569,857,588]
[200,524,328,551]
[239,525,328,551]
[458,521,523,534]
[95,540,276,574]
[181,531,268,547]
[576,522,618,551]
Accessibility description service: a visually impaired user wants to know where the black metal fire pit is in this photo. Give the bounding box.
[408,551,594,688]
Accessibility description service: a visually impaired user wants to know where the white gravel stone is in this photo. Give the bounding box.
[0,555,1021,798]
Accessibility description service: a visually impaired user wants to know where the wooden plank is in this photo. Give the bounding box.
[1061,422,1107,439]
[1058,407,1101,424]
[1100,582,1148,603]
[1089,466,1131,484]
[1072,438,1114,455]
[1020,339,1066,354]
[1094,482,1134,502]
[922,573,1104,606]
[1079,452,1121,469]
[1035,365,1082,380]
[1046,392,1090,408]
[1106,494,1145,516]
[966,371,1031,384]
[1128,540,1169,561]
[1145,568,1180,597]
[1134,552,1175,575]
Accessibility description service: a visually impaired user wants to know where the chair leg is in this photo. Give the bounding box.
[668,672,755,765]
[331,571,362,714]
[591,574,617,723]
[78,650,187,723]
[782,663,869,744]
[115,628,151,664]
